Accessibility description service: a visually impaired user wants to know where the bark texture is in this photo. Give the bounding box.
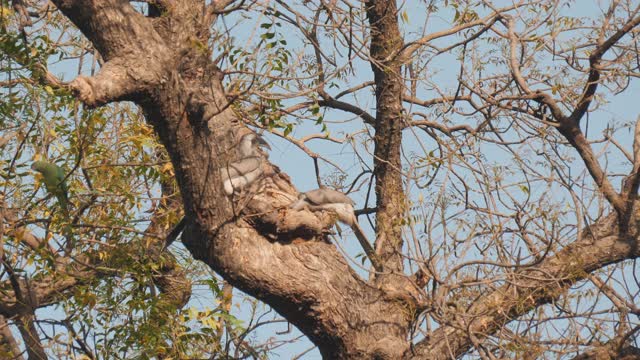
[41,1,640,359]
[49,1,415,358]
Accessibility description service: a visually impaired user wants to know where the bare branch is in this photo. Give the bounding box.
[394,6,514,64]
[568,11,640,124]
[318,97,376,125]
[0,315,24,360]
[204,0,247,26]
[623,116,640,199]
[414,213,638,358]
[506,16,627,215]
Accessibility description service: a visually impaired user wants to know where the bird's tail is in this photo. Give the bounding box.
[351,220,382,272]
[56,192,69,215]
[56,193,74,250]
[289,197,307,210]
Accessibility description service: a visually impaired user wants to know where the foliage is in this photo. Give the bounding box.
[1,0,640,359]
[0,4,259,359]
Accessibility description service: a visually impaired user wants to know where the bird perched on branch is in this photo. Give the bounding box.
[221,157,264,195]
[31,160,69,213]
[291,188,356,225]
[238,132,270,157]
[290,188,381,271]
[221,132,271,195]
[32,159,75,249]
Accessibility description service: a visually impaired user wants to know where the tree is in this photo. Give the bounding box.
[1,0,640,359]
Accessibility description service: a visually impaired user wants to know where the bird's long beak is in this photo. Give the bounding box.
[255,136,271,150]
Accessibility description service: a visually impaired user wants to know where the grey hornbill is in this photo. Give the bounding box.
[165,130,271,248]
[290,188,382,271]
[221,131,271,195]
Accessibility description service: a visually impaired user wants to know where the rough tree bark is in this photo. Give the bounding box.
[35,1,640,359]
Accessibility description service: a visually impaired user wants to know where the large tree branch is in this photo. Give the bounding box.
[0,315,24,360]
[50,0,162,60]
[51,0,172,107]
[413,212,640,358]
[2,260,47,360]
[49,1,422,358]
[506,16,629,216]
[365,0,407,275]
[68,59,159,107]
[394,7,510,64]
[567,10,640,125]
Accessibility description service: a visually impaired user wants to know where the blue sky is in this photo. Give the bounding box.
[8,0,640,358]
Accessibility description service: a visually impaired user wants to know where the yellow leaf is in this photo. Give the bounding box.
[202,317,219,329]
[161,162,174,175]
[0,7,14,18]
[14,228,25,242]
[401,10,409,23]
[188,307,198,320]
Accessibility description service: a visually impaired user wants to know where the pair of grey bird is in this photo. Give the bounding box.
[220,133,271,195]
[220,132,379,269]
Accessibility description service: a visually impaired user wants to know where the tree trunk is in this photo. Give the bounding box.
[45,1,640,358]
[49,1,415,358]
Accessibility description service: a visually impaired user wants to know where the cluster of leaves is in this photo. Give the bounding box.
[219,13,300,135]
[0,6,252,359]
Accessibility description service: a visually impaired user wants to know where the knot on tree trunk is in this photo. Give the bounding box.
[228,164,340,243]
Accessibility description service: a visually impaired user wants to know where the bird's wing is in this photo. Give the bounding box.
[42,170,61,192]
[55,166,68,192]
[223,166,264,194]
[351,221,382,272]
[220,157,261,179]
[304,188,354,206]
